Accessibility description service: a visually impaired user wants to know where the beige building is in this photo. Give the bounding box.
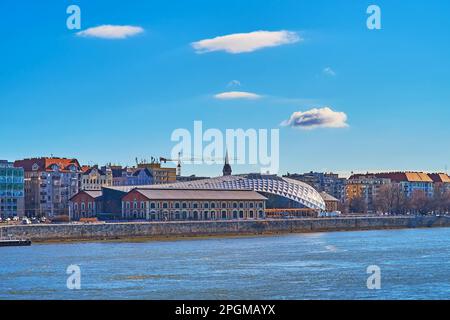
[122,188,266,221]
[320,192,339,212]
[80,165,113,190]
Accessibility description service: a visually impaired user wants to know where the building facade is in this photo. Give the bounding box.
[429,173,450,192]
[14,157,81,217]
[111,166,154,186]
[80,165,113,190]
[69,190,102,220]
[0,160,25,218]
[122,189,266,221]
[320,192,339,212]
[346,174,391,213]
[375,172,434,198]
[137,162,176,185]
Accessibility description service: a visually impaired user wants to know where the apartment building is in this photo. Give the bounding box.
[80,165,113,190]
[346,174,391,213]
[14,157,81,217]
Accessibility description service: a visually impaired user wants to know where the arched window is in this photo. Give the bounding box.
[175,202,180,209]
[221,211,227,219]
[150,202,156,209]
[211,202,215,209]
[204,202,209,209]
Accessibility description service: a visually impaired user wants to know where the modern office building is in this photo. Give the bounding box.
[0,160,25,218]
[14,157,81,217]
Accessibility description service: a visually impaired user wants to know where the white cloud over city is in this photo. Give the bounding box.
[192,30,301,54]
[323,67,336,77]
[76,25,144,39]
[214,91,262,100]
[282,107,349,129]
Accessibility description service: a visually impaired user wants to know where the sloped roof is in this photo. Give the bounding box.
[130,189,267,201]
[69,190,102,201]
[429,173,450,183]
[14,157,81,172]
[320,192,339,202]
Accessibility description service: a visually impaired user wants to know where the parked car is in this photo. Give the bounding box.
[21,218,32,225]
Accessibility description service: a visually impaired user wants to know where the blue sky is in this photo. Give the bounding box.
[1,0,449,177]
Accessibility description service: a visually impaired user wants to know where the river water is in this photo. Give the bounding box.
[1,228,450,300]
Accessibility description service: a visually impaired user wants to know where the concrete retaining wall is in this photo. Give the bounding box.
[2,216,450,242]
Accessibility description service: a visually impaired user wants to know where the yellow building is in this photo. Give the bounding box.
[137,162,177,184]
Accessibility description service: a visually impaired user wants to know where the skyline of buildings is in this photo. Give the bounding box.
[2,154,450,219]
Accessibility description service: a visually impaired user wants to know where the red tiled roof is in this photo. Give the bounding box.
[14,157,81,172]
[375,172,433,183]
[429,173,450,183]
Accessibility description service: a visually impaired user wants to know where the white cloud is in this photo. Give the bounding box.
[214,91,262,100]
[281,107,349,129]
[227,80,241,87]
[323,67,336,77]
[76,25,144,39]
[192,30,301,54]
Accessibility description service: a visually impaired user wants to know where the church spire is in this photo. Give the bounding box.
[222,149,232,176]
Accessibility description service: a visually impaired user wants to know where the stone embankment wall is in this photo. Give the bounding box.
[2,216,450,242]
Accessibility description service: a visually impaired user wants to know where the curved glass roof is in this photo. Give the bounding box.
[162,174,326,211]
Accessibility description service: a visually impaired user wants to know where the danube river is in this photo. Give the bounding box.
[1,228,450,300]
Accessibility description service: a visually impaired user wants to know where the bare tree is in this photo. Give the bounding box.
[374,184,408,215]
[348,196,367,214]
[408,190,431,215]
